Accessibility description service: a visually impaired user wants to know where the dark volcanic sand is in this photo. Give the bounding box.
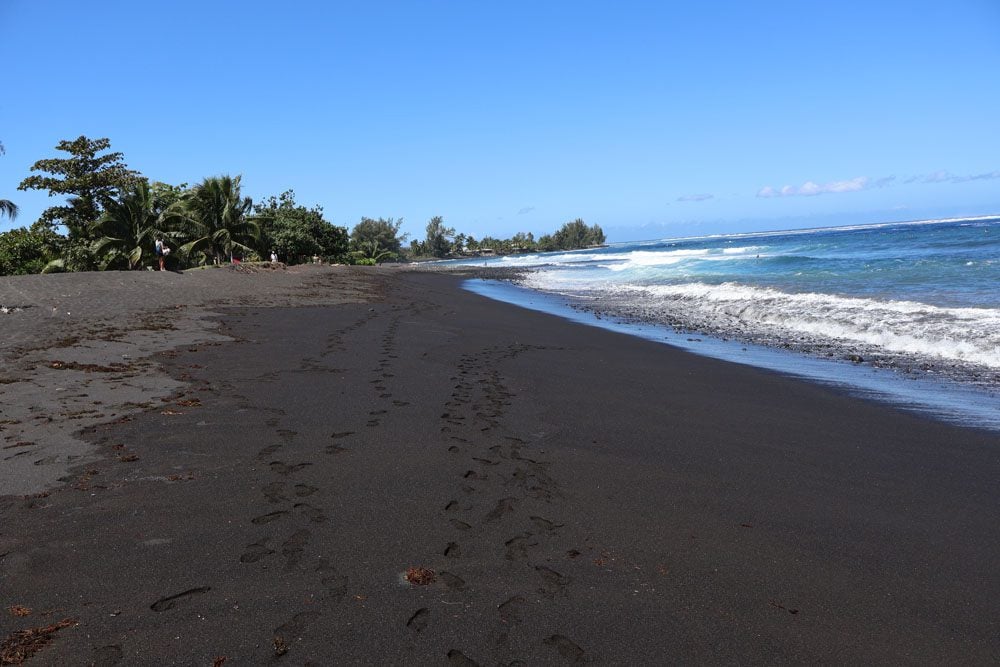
[2,268,999,664]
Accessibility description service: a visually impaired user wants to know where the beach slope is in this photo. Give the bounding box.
[1,267,998,664]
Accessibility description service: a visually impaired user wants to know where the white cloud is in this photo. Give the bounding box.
[757,176,888,198]
[516,206,536,215]
[677,193,713,202]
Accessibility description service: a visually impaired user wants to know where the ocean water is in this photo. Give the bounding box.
[447,216,1000,428]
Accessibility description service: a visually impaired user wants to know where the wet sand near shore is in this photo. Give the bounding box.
[1,268,999,664]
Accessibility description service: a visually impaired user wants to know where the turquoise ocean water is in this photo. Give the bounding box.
[448,216,1000,428]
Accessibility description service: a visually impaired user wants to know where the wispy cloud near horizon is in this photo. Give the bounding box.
[758,168,999,199]
[757,175,895,198]
[677,193,713,202]
[904,170,1000,185]
[516,206,536,215]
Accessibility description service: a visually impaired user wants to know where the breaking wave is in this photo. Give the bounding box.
[521,276,1000,370]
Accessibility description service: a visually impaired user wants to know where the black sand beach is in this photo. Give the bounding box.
[1,266,998,664]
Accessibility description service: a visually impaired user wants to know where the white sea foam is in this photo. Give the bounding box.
[521,274,1000,369]
[460,244,768,271]
[496,251,605,267]
[605,249,710,270]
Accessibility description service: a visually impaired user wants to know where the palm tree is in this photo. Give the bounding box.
[90,181,178,270]
[356,239,396,264]
[0,142,17,221]
[178,175,260,265]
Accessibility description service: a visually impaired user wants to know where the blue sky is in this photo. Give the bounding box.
[2,1,999,242]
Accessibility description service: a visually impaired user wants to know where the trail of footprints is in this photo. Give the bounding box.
[238,418,345,655]
[236,308,397,658]
[235,304,583,662]
[418,343,586,664]
[239,306,427,658]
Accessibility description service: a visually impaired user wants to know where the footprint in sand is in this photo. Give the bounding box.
[543,634,585,663]
[150,586,211,612]
[270,461,312,475]
[281,529,311,569]
[240,540,274,563]
[315,558,349,598]
[273,611,322,653]
[439,571,467,591]
[497,595,526,624]
[504,533,537,560]
[294,502,327,523]
[256,444,282,460]
[446,649,480,666]
[407,608,430,632]
[530,516,564,532]
[251,510,289,525]
[293,483,318,497]
[472,457,500,466]
[262,482,288,503]
[484,498,517,523]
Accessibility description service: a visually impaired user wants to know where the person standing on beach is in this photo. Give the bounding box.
[155,237,166,271]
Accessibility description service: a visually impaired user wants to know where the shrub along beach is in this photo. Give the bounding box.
[0,136,605,276]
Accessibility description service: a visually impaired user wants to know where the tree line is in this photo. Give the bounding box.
[0,136,605,276]
[411,217,605,259]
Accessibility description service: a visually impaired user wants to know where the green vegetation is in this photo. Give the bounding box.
[408,217,605,258]
[176,175,261,265]
[538,218,606,252]
[90,181,176,270]
[422,216,456,258]
[255,190,350,264]
[18,136,141,240]
[0,134,607,275]
[0,224,58,275]
[350,217,407,264]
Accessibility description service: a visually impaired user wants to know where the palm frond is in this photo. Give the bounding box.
[0,199,18,220]
[127,246,143,269]
[41,258,66,274]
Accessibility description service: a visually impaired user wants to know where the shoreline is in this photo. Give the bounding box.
[432,216,1000,398]
[2,268,999,663]
[459,275,1000,431]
